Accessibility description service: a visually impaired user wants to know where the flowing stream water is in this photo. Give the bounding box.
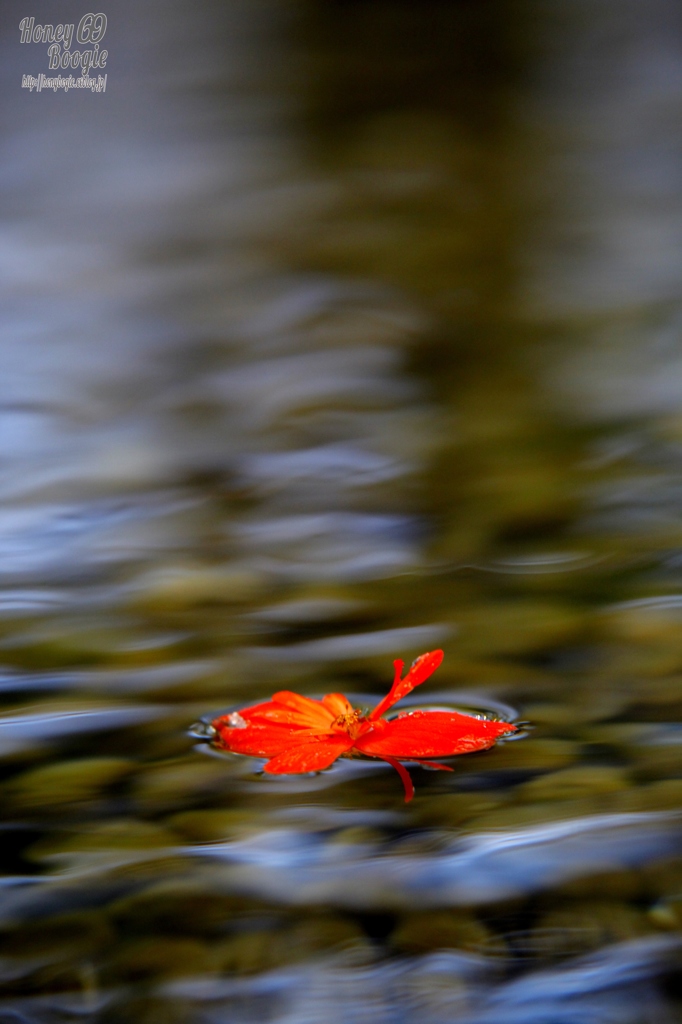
[0,2,681,1021]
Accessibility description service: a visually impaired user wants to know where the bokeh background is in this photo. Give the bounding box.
[1,1,682,1021]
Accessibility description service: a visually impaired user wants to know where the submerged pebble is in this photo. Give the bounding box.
[104,937,215,983]
[3,757,134,811]
[128,564,267,612]
[532,900,653,959]
[132,757,233,808]
[26,818,179,863]
[390,910,493,954]
[107,880,250,936]
[477,738,578,771]
[516,765,630,803]
[212,914,368,975]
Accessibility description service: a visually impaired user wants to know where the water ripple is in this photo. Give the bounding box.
[244,623,453,662]
[161,937,681,1024]
[188,812,682,909]
[0,704,167,754]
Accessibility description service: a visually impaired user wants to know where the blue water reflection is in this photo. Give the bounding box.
[0,0,681,1021]
[162,938,680,1024]
[188,813,682,909]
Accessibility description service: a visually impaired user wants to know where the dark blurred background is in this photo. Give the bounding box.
[0,1,681,1022]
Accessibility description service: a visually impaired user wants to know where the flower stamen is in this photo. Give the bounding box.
[332,709,365,739]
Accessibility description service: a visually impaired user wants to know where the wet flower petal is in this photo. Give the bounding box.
[263,736,354,774]
[357,711,516,759]
[209,650,517,801]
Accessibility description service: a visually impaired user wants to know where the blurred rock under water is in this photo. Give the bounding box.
[0,1,681,1022]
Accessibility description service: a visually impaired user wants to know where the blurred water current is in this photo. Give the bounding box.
[0,1,682,1022]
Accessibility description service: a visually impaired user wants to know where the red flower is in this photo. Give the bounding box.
[211,650,516,801]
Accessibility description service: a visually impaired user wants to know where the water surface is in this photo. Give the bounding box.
[0,2,681,1021]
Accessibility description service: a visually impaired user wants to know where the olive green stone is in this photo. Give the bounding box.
[632,745,682,778]
[412,791,504,827]
[479,738,578,771]
[214,915,368,975]
[648,897,682,930]
[601,605,682,644]
[0,911,113,960]
[282,915,368,956]
[640,857,682,899]
[26,819,178,862]
[614,779,682,812]
[105,937,214,982]
[128,564,266,612]
[522,702,577,727]
[454,601,584,658]
[516,765,629,802]
[533,901,651,959]
[552,868,642,901]
[166,809,255,841]
[4,757,133,811]
[327,826,384,846]
[391,910,492,954]
[212,931,280,975]
[133,757,232,807]
[107,880,247,935]
[463,797,607,831]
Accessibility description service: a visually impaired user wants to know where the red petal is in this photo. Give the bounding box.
[375,755,415,802]
[214,699,306,728]
[211,690,349,758]
[369,650,444,720]
[213,720,320,757]
[246,691,336,730]
[356,710,516,758]
[263,736,354,774]
[321,693,355,718]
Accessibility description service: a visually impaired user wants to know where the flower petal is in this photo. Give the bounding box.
[241,692,336,730]
[374,755,415,802]
[263,736,354,774]
[411,759,454,772]
[213,720,323,757]
[321,693,355,718]
[369,650,444,720]
[356,710,516,758]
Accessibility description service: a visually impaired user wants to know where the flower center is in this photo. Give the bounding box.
[332,709,366,740]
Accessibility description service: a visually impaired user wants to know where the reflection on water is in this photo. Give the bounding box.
[0,0,681,1021]
[185,812,682,908]
[161,937,680,1024]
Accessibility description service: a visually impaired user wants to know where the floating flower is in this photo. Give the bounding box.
[211,650,516,801]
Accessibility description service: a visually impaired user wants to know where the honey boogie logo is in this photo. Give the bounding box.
[19,13,108,87]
